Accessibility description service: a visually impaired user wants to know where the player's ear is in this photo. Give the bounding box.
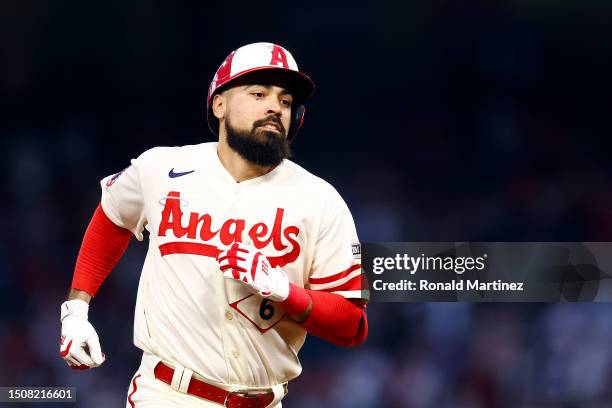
[212,93,226,120]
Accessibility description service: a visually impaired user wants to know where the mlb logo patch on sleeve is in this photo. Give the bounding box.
[352,242,361,261]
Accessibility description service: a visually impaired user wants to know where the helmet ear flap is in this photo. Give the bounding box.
[288,105,305,141]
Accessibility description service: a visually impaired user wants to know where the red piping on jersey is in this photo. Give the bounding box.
[317,275,365,293]
[71,205,132,297]
[309,264,361,285]
[128,374,141,408]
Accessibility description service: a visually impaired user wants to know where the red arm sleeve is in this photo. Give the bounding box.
[281,284,368,347]
[71,204,132,297]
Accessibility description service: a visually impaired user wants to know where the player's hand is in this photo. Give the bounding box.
[59,299,106,370]
[217,242,290,302]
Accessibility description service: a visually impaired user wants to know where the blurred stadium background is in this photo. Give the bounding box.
[2,1,612,407]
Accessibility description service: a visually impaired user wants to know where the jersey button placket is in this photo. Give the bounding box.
[225,310,234,320]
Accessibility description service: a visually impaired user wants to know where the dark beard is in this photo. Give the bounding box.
[225,116,292,167]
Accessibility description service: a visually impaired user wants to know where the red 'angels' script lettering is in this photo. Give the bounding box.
[157,191,300,267]
[269,45,289,68]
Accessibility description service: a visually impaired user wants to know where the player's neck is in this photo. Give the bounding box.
[216,140,273,183]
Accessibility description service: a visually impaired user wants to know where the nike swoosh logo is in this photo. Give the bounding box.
[169,168,195,178]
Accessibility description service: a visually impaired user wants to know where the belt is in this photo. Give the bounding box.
[154,361,276,408]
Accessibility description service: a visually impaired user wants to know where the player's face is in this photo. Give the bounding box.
[225,84,293,140]
[220,84,294,167]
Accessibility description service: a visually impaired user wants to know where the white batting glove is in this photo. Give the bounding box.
[217,242,290,302]
[60,299,106,370]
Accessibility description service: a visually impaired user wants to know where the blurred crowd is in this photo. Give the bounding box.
[2,1,612,407]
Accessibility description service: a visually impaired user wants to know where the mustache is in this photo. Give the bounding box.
[252,116,286,135]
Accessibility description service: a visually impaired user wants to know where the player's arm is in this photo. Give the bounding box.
[218,243,368,347]
[68,288,92,303]
[283,283,368,347]
[61,152,148,369]
[288,187,368,346]
[70,204,132,298]
[60,204,133,369]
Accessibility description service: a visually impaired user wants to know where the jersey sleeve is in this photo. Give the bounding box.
[307,188,369,301]
[99,151,149,241]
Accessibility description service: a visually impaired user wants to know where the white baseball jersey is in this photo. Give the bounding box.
[100,142,367,388]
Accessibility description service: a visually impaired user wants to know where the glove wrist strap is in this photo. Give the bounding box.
[60,299,89,321]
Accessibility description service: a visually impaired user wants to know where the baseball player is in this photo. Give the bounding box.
[60,42,369,407]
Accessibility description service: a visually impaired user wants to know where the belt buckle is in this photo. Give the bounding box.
[224,390,268,408]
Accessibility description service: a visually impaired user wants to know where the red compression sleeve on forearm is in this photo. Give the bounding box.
[282,284,368,347]
[281,283,312,316]
[71,204,132,297]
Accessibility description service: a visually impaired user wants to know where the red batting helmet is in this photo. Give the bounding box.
[207,42,315,140]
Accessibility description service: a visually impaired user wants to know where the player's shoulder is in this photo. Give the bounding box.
[135,142,216,165]
[281,159,343,200]
[282,160,353,221]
